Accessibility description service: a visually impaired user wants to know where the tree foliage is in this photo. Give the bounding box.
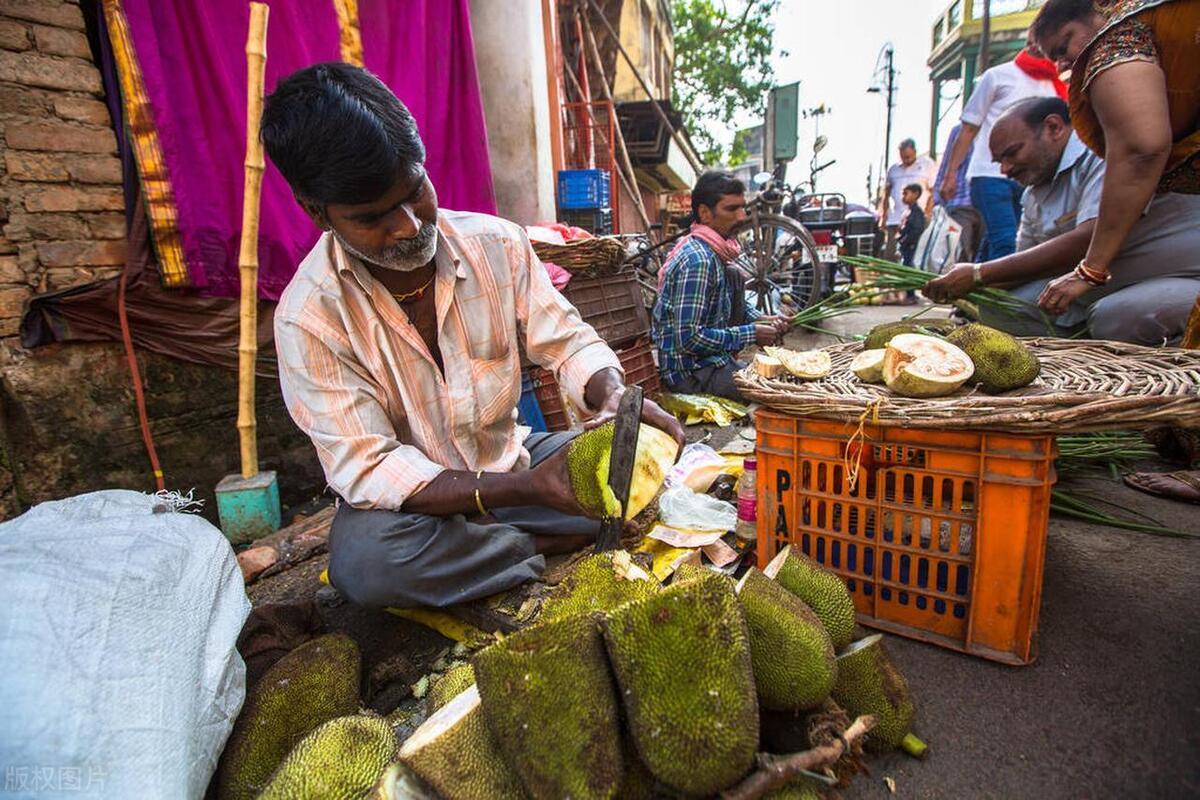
[671,0,780,165]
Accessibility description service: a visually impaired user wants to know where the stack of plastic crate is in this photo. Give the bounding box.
[557,169,612,235]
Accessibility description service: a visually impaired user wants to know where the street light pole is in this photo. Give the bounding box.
[977,0,992,76]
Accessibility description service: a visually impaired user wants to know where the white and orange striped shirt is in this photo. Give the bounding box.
[274,210,621,510]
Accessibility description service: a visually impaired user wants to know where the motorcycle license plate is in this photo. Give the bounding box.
[801,245,839,264]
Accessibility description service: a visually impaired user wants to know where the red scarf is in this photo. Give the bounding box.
[658,223,742,290]
[1014,48,1069,100]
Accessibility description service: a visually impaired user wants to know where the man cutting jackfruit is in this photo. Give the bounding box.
[262,63,684,609]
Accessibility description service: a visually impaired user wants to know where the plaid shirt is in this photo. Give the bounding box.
[274,210,621,510]
[651,237,761,387]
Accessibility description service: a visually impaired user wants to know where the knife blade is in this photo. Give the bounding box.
[594,384,643,552]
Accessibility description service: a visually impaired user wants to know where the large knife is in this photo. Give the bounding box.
[594,384,643,552]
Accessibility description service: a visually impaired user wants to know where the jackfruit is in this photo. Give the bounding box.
[601,572,759,795]
[399,684,526,800]
[765,346,833,380]
[735,568,836,711]
[473,614,623,799]
[615,741,658,800]
[217,633,362,800]
[882,333,974,398]
[755,353,786,378]
[539,551,659,622]
[426,663,475,714]
[567,422,680,518]
[257,715,398,800]
[831,634,925,756]
[863,319,956,350]
[764,546,857,650]
[764,778,826,799]
[670,560,712,585]
[849,348,886,383]
[945,323,1040,393]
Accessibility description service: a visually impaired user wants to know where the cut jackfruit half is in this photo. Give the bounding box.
[567,422,679,519]
[849,348,886,383]
[754,353,785,379]
[882,334,974,398]
[765,346,833,380]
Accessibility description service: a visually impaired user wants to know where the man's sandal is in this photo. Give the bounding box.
[1122,470,1200,505]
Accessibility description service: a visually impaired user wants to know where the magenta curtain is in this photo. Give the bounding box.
[119,0,496,300]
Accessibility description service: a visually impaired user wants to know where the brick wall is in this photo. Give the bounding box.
[0,0,126,355]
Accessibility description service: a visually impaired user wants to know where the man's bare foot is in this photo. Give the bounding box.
[1123,470,1200,505]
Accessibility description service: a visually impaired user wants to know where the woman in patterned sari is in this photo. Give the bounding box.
[1032,0,1200,503]
[1031,0,1199,307]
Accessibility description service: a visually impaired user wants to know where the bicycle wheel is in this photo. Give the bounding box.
[728,213,824,314]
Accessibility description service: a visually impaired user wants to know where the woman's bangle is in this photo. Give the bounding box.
[1073,260,1110,287]
[474,469,489,516]
[971,263,984,287]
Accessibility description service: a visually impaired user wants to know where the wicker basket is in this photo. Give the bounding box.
[735,338,1200,433]
[532,236,626,277]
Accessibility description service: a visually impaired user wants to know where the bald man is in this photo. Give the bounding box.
[924,96,1200,345]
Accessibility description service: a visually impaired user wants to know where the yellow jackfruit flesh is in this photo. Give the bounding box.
[849,348,886,383]
[764,546,858,650]
[567,422,679,518]
[601,572,759,796]
[539,551,660,622]
[217,633,362,800]
[257,715,398,800]
[945,323,1040,393]
[831,634,924,755]
[426,663,475,714]
[399,684,526,800]
[755,353,786,378]
[882,333,974,398]
[472,614,623,799]
[736,568,837,711]
[764,346,833,380]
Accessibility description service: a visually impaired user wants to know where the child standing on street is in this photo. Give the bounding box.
[898,183,927,304]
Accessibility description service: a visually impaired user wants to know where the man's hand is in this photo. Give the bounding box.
[528,443,588,517]
[585,386,686,453]
[754,323,786,347]
[939,173,958,204]
[924,263,977,304]
[1038,272,1092,316]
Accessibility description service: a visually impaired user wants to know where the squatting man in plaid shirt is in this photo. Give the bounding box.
[652,171,791,403]
[262,63,684,609]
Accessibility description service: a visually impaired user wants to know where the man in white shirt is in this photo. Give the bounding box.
[881,138,936,258]
[937,48,1062,261]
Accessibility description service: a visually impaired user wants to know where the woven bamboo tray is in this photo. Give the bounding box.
[735,338,1200,433]
[532,236,626,276]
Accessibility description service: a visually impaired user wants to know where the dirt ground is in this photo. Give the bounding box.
[250,303,1200,798]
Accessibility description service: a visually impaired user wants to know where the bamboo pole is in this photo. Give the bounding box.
[585,0,704,173]
[578,11,652,232]
[237,1,269,479]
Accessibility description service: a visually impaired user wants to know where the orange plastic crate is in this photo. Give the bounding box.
[755,409,1055,665]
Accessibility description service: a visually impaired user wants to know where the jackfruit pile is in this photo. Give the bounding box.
[854,321,1040,396]
[395,551,926,799]
[217,553,925,799]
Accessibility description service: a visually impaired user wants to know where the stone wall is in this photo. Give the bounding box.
[0,0,125,353]
[0,1,326,525]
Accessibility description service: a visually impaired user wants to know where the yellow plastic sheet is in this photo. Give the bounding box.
[658,393,749,427]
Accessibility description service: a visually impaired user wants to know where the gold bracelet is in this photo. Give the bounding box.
[474,469,488,516]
